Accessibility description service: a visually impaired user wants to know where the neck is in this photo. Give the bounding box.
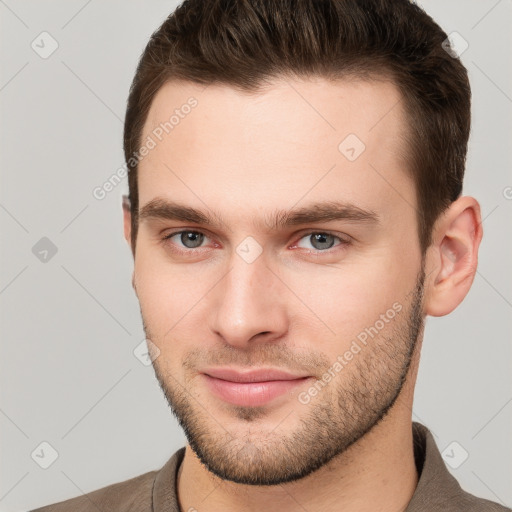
[176,410,418,512]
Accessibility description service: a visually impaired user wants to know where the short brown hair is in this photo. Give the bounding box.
[123,0,471,255]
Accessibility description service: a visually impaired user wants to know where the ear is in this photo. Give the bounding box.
[122,195,134,256]
[424,196,483,317]
[122,195,138,293]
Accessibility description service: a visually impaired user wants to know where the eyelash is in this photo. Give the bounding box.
[160,229,351,255]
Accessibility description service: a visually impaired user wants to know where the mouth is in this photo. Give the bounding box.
[201,368,313,407]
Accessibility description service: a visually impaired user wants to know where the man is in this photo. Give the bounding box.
[32,0,510,511]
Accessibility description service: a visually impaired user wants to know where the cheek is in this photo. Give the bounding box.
[133,247,213,337]
[283,250,415,345]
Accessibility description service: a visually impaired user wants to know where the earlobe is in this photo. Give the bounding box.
[424,196,483,317]
[132,271,137,295]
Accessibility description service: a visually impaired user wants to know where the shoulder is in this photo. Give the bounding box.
[30,469,158,512]
[409,422,511,511]
[451,491,511,511]
[417,485,512,511]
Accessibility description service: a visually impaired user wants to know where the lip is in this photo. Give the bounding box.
[201,368,312,407]
[202,367,310,383]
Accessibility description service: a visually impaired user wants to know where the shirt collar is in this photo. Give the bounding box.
[406,422,467,511]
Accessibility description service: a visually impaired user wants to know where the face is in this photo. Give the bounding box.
[128,77,426,485]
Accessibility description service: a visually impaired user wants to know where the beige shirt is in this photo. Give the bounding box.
[31,422,510,511]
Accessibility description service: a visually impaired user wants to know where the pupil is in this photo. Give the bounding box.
[181,232,203,248]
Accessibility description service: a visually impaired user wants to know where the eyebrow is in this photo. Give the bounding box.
[138,198,379,230]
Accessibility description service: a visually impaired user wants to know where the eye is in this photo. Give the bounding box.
[295,232,348,251]
[162,230,208,249]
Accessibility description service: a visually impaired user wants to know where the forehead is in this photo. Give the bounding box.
[142,76,407,154]
[138,76,414,229]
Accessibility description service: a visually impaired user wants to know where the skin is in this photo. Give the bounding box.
[123,77,482,512]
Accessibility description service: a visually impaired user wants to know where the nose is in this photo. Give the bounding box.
[208,251,289,349]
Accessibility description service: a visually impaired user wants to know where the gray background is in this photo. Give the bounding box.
[1,1,511,510]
